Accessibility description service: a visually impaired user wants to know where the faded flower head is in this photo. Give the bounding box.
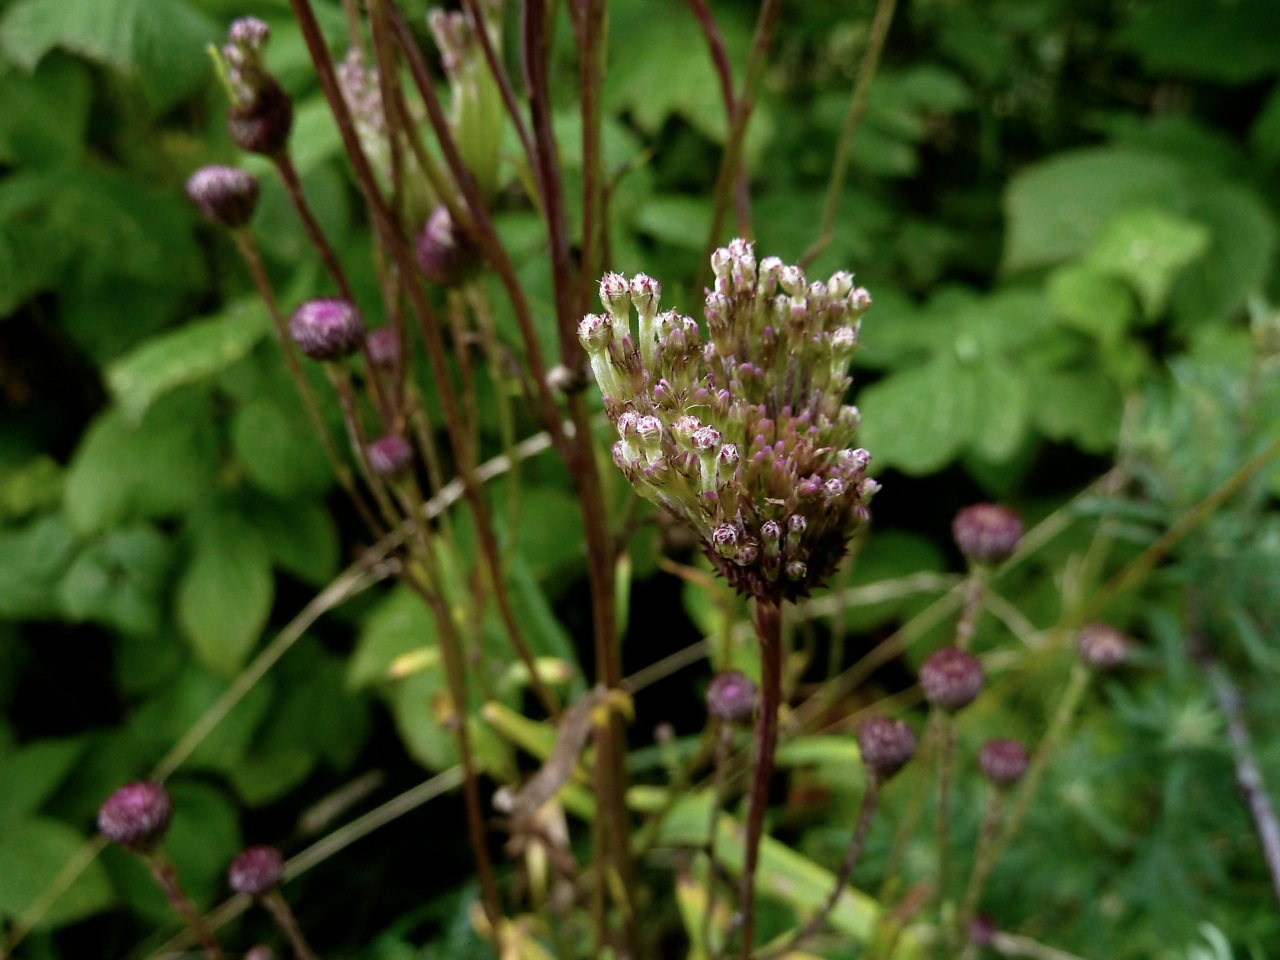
[289,298,366,361]
[368,434,413,478]
[186,165,259,228]
[706,670,758,725]
[228,845,284,897]
[919,645,984,713]
[98,781,173,853]
[223,17,293,155]
[856,716,917,781]
[579,240,877,601]
[1076,622,1130,670]
[952,503,1023,565]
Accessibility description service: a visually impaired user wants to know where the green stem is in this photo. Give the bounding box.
[952,790,1005,959]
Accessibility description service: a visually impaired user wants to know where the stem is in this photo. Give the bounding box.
[933,712,956,957]
[704,723,734,958]
[952,791,1005,959]
[799,0,899,270]
[573,0,607,313]
[147,852,223,960]
[760,776,881,959]
[737,597,783,959]
[261,889,320,960]
[953,567,988,652]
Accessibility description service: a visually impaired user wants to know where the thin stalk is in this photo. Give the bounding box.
[230,229,379,533]
[703,723,735,958]
[953,566,989,652]
[273,150,356,302]
[261,889,320,960]
[737,597,783,959]
[684,0,748,234]
[952,790,1005,959]
[698,0,782,279]
[933,712,956,958]
[799,0,899,270]
[760,776,882,960]
[460,0,537,173]
[147,852,223,960]
[573,0,607,309]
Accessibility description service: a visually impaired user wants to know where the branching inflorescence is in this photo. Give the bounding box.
[580,238,879,603]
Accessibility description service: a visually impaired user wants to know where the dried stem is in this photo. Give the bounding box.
[933,712,956,956]
[736,597,783,958]
[147,852,223,959]
[261,889,320,960]
[953,567,989,652]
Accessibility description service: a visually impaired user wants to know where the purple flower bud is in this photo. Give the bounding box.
[969,915,998,948]
[978,738,1029,788]
[245,948,276,960]
[850,287,873,315]
[1076,622,1131,670]
[919,646,984,713]
[856,717,917,780]
[186,166,259,228]
[228,845,284,897]
[415,205,481,286]
[706,670,757,725]
[228,77,294,156]
[599,272,630,315]
[368,435,413,477]
[228,16,270,48]
[691,425,722,452]
[366,327,399,369]
[578,314,613,353]
[785,558,807,580]
[629,274,661,317]
[718,444,739,468]
[712,523,738,559]
[830,325,858,360]
[98,782,173,853]
[289,298,366,361]
[827,271,854,299]
[952,503,1023,565]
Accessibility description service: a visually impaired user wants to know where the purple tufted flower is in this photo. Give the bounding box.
[289,298,366,361]
[98,782,173,853]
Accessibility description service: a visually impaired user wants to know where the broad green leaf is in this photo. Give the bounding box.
[242,493,339,586]
[0,817,113,927]
[1086,208,1210,317]
[633,194,713,250]
[0,738,84,821]
[1251,84,1280,165]
[63,390,220,536]
[1029,369,1122,452]
[163,781,242,907]
[57,525,175,636]
[1048,264,1136,343]
[0,455,63,522]
[857,360,973,475]
[349,585,439,689]
[107,304,270,423]
[970,362,1029,463]
[1117,0,1280,84]
[505,558,582,685]
[1172,182,1276,327]
[392,668,455,771]
[0,514,79,619]
[175,506,275,675]
[0,55,91,167]
[1002,148,1187,273]
[0,0,217,112]
[232,393,333,498]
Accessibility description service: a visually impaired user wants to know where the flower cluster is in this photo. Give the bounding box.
[579,239,878,600]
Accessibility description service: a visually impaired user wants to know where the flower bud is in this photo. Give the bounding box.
[415,205,481,286]
[919,646,984,713]
[186,166,259,228]
[969,915,998,948]
[952,503,1023,565]
[599,272,631,316]
[1076,622,1130,670]
[245,947,276,960]
[228,76,294,156]
[366,327,399,369]
[856,717,917,780]
[629,274,661,319]
[706,670,757,725]
[98,782,173,853]
[289,298,366,361]
[368,435,413,478]
[712,523,738,559]
[978,738,1029,788]
[228,845,284,897]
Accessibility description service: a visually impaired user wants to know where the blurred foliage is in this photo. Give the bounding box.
[1,0,1279,957]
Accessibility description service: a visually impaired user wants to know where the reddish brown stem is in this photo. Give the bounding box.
[147,853,223,960]
[261,889,320,960]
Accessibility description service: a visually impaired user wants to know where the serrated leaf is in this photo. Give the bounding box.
[176,507,275,675]
[0,0,217,112]
[1048,264,1136,342]
[857,360,972,475]
[107,304,270,423]
[1087,207,1210,317]
[1002,148,1188,273]
[57,525,175,636]
[0,817,114,927]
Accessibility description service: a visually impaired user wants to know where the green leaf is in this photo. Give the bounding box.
[163,781,242,907]
[0,514,79,619]
[107,303,270,423]
[175,505,275,675]
[349,585,438,689]
[63,390,220,536]
[0,0,217,112]
[1002,148,1188,273]
[0,55,92,167]
[0,738,84,821]
[242,493,339,586]
[1251,83,1280,166]
[0,455,64,522]
[505,559,581,682]
[1117,0,1280,84]
[633,194,713,250]
[1086,207,1210,317]
[857,360,973,475]
[392,668,455,771]
[231,393,334,498]
[1047,264,1136,343]
[1172,182,1276,327]
[0,817,114,927]
[1029,369,1122,452]
[57,525,175,636]
[970,362,1030,463]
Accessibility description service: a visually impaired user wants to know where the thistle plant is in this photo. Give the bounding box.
[581,238,879,954]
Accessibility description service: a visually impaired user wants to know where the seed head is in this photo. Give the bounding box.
[289,298,366,361]
[98,782,173,853]
[228,845,284,897]
[952,503,1023,565]
[368,435,413,478]
[978,738,1029,787]
[919,646,984,713]
[856,716,917,780]
[185,166,259,228]
[706,671,758,725]
[1076,622,1130,670]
